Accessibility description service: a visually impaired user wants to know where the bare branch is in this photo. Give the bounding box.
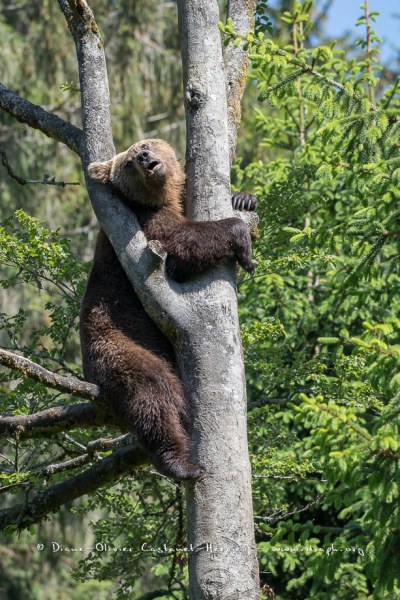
[87,433,136,453]
[0,443,147,531]
[34,434,138,475]
[37,453,92,476]
[223,0,257,162]
[255,493,325,525]
[61,432,89,452]
[34,436,138,476]
[0,144,80,187]
[0,83,83,156]
[0,481,31,495]
[0,404,109,438]
[0,347,99,401]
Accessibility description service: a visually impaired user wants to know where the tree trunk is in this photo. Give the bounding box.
[177,1,260,598]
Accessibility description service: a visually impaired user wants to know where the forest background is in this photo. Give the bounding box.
[0,0,400,598]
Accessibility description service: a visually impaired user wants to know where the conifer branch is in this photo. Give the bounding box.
[383,77,399,110]
[364,0,376,105]
[257,44,392,116]
[313,401,399,460]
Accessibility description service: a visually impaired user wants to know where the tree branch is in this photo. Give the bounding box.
[0,403,109,438]
[0,83,83,156]
[223,0,257,162]
[37,453,92,476]
[0,443,147,531]
[0,347,99,401]
[35,434,136,475]
[0,144,80,187]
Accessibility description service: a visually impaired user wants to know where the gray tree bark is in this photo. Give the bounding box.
[177,2,259,598]
[224,0,257,162]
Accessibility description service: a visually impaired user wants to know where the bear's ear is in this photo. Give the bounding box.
[88,160,112,184]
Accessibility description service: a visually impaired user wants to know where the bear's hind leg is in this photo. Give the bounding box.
[130,365,204,480]
[94,335,204,480]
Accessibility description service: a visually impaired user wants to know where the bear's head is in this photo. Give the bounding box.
[88,139,185,207]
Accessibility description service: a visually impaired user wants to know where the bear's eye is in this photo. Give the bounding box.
[141,144,149,150]
[125,158,133,168]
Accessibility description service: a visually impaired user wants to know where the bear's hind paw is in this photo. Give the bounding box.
[153,454,206,481]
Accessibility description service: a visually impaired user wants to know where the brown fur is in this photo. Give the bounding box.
[81,139,255,480]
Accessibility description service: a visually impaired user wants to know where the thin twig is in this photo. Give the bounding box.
[255,493,325,524]
[62,432,87,452]
[0,144,80,187]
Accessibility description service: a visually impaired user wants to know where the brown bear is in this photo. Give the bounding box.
[81,138,256,480]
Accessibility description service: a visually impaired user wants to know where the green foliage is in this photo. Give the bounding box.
[0,209,86,366]
[225,1,400,598]
[72,477,187,599]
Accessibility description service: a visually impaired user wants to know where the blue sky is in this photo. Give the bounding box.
[269,0,399,67]
[326,0,399,66]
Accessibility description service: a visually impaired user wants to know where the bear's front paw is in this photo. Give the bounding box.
[236,249,256,274]
[231,192,258,212]
[229,219,256,274]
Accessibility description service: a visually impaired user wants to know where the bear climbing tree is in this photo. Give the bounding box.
[0,0,260,598]
[81,139,256,481]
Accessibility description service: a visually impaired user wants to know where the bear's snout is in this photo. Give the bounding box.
[137,150,150,164]
[137,150,163,176]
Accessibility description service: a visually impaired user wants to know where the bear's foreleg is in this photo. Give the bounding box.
[163,218,255,282]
